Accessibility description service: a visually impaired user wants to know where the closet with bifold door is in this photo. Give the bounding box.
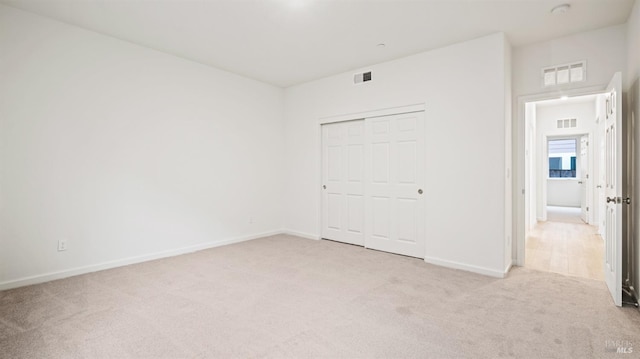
[321,109,426,258]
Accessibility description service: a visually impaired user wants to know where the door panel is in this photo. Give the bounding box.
[321,121,365,245]
[327,147,341,180]
[604,72,622,306]
[396,198,417,243]
[327,193,341,230]
[372,196,391,239]
[397,141,417,183]
[371,143,390,183]
[347,194,364,233]
[348,145,364,181]
[365,112,426,258]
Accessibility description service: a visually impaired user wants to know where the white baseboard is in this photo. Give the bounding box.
[504,261,514,275]
[2,230,511,290]
[281,229,320,240]
[424,256,508,278]
[0,230,282,291]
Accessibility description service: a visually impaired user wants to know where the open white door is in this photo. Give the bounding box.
[580,135,589,223]
[604,72,623,306]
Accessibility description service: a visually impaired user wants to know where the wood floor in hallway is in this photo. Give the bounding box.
[526,206,604,281]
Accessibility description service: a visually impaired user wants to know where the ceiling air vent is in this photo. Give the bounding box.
[557,118,577,129]
[354,71,372,84]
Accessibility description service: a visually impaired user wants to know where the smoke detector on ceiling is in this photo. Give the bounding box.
[551,4,571,15]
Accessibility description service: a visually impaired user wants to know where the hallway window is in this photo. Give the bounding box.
[549,157,562,170]
[548,138,577,178]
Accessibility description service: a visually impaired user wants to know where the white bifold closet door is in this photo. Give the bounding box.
[321,111,426,258]
[364,112,426,258]
[321,120,365,246]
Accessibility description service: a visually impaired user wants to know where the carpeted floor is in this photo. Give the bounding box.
[1,234,639,358]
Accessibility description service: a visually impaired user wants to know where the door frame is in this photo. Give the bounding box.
[317,103,426,251]
[541,133,592,222]
[515,85,605,266]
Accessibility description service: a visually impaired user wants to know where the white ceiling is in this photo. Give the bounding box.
[1,0,635,87]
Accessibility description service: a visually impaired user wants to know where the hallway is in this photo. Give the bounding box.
[525,206,604,281]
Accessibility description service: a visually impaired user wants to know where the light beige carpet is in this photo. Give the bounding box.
[1,234,639,358]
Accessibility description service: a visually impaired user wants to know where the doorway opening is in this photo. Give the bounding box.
[518,73,626,306]
[522,93,606,281]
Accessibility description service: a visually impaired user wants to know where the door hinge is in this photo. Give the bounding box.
[586,206,589,211]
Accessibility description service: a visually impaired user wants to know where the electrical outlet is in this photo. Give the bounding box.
[58,240,67,252]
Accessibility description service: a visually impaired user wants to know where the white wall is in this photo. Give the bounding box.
[504,37,513,271]
[513,24,627,97]
[547,179,581,207]
[626,0,640,301]
[628,1,640,85]
[283,33,512,277]
[535,101,597,219]
[0,5,285,288]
